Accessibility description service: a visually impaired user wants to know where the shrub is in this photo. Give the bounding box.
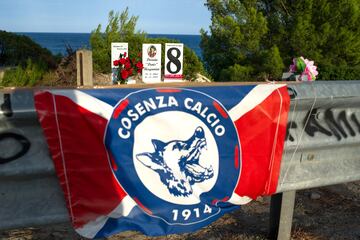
[90,9,146,73]
[90,9,205,80]
[1,59,46,87]
[317,64,360,80]
[0,30,57,69]
[201,0,360,81]
[219,64,254,82]
[144,37,205,80]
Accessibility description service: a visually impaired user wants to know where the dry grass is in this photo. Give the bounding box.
[1,182,359,240]
[291,227,324,240]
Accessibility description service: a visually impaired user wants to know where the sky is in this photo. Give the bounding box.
[0,0,211,34]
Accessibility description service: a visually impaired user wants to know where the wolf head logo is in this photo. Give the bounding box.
[136,127,214,197]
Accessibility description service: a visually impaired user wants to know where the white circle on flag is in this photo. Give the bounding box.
[133,111,219,205]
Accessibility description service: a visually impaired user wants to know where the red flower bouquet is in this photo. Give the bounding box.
[113,52,143,84]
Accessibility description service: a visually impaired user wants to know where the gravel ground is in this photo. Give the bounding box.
[1,181,359,240]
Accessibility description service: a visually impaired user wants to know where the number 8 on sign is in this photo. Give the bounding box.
[166,48,181,74]
[164,43,184,82]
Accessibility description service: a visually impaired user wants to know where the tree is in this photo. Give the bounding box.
[201,0,360,81]
[0,31,57,68]
[201,0,270,81]
[90,8,205,80]
[90,9,146,73]
[0,31,58,87]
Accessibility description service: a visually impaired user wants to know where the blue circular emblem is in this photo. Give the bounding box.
[105,88,241,225]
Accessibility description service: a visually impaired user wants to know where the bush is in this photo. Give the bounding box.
[183,45,206,81]
[143,37,205,80]
[317,64,360,80]
[260,46,285,80]
[90,9,205,80]
[201,0,360,81]
[90,9,146,73]
[1,59,46,87]
[219,64,254,82]
[0,31,57,69]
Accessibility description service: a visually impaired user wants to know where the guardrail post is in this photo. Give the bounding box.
[0,93,13,117]
[269,191,296,240]
[76,50,93,87]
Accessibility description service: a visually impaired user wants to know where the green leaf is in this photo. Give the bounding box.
[296,58,306,73]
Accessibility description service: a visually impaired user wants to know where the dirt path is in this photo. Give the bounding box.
[1,181,359,240]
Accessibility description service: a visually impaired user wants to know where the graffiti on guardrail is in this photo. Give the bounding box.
[286,122,298,142]
[0,94,29,163]
[0,94,13,117]
[287,87,297,100]
[286,108,360,142]
[0,132,31,164]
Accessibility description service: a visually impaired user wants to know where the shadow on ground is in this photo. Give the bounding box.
[1,181,359,240]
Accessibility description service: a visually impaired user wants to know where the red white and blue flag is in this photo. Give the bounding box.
[34,84,289,238]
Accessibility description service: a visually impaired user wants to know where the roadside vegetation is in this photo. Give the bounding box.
[90,8,206,81]
[2,0,360,86]
[0,30,59,87]
[201,0,360,81]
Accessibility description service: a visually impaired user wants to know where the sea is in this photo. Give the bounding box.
[18,32,202,58]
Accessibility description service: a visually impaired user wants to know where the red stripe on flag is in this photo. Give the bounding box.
[213,101,228,119]
[233,86,290,199]
[34,92,128,228]
[113,99,129,119]
[133,198,153,215]
[211,196,230,205]
[109,153,118,171]
[234,145,240,169]
[156,89,182,93]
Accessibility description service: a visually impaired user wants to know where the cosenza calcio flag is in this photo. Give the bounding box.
[34,84,290,239]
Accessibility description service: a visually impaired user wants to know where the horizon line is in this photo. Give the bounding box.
[9,31,202,36]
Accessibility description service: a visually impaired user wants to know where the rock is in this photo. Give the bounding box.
[194,73,212,83]
[94,73,113,86]
[310,192,321,200]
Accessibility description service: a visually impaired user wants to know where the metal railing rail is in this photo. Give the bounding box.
[1,81,360,239]
[279,81,360,192]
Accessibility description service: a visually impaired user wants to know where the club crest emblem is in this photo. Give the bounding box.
[105,88,241,224]
[136,126,214,197]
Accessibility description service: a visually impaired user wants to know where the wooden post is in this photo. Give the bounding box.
[76,50,93,86]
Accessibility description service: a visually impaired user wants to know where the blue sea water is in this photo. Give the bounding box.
[18,32,202,58]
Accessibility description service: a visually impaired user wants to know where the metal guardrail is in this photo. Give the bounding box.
[272,81,360,239]
[0,90,69,230]
[0,81,360,233]
[278,81,360,192]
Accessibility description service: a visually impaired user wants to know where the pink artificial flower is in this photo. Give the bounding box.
[290,56,318,81]
[289,64,296,72]
[304,59,318,81]
[289,58,297,72]
[303,68,313,81]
